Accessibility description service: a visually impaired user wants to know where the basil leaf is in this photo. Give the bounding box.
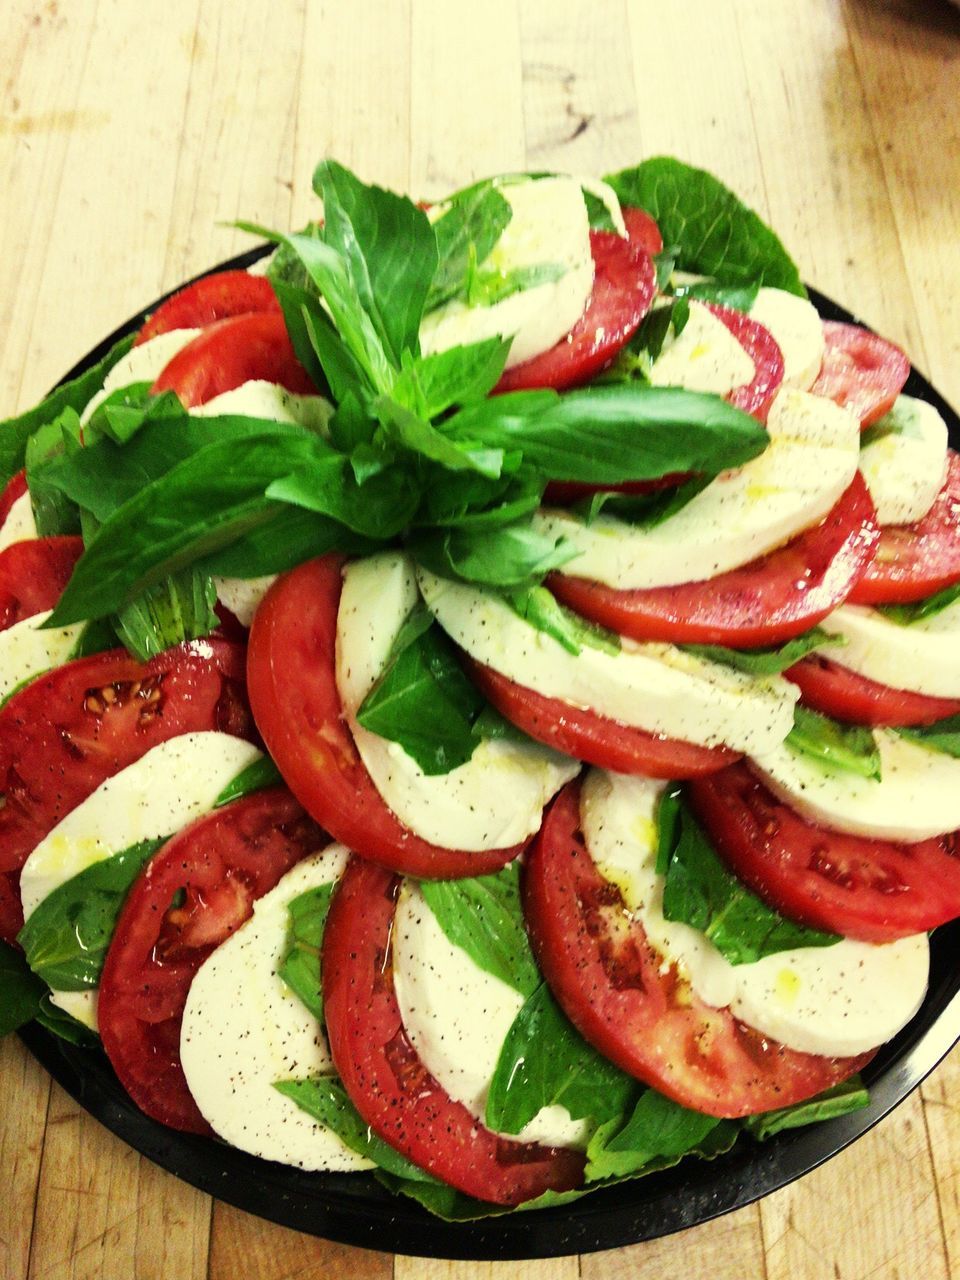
[742,1077,869,1141]
[196,506,374,579]
[586,1090,738,1182]
[582,188,617,232]
[24,407,84,535]
[214,756,283,807]
[0,938,48,1036]
[427,182,512,312]
[655,784,683,877]
[661,802,841,965]
[277,884,335,1021]
[673,279,761,312]
[410,522,579,590]
[504,585,620,657]
[82,382,182,446]
[653,245,679,291]
[876,581,960,625]
[69,617,121,660]
[18,838,166,990]
[419,863,540,999]
[684,627,841,676]
[277,279,358,403]
[265,455,420,540]
[860,394,928,450]
[34,993,99,1047]
[414,468,543,532]
[466,261,566,308]
[572,475,710,528]
[112,568,219,661]
[786,705,882,780]
[897,714,960,759]
[392,338,511,419]
[373,395,505,478]
[607,157,805,296]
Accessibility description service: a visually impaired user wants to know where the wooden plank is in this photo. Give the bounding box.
[581,1204,765,1280]
[394,1258,577,1280]
[0,1037,51,1280]
[920,1049,960,1280]
[209,1205,391,1280]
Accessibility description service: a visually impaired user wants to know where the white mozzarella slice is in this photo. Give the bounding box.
[750,729,960,842]
[648,300,756,395]
[581,769,929,1057]
[537,387,861,590]
[0,491,38,551]
[245,255,276,277]
[0,609,84,702]
[191,379,332,432]
[576,175,627,236]
[417,569,798,755]
[179,846,370,1172]
[859,395,949,525]
[80,328,202,424]
[336,554,578,850]
[393,881,589,1149]
[419,176,593,369]
[213,574,277,628]
[749,288,824,390]
[817,599,960,699]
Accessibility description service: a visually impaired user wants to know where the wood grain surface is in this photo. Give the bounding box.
[2,1,960,1276]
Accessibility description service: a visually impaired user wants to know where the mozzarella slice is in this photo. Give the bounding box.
[749,288,824,391]
[0,492,38,552]
[750,729,960,842]
[581,769,929,1057]
[417,569,798,755]
[336,554,578,850]
[817,598,960,699]
[648,300,756,395]
[393,880,589,1148]
[0,609,84,703]
[191,379,332,432]
[537,387,861,590]
[859,395,949,525]
[213,574,277,628]
[80,328,202,424]
[179,845,370,1172]
[419,176,594,369]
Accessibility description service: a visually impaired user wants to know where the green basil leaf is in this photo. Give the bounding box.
[392,338,511,419]
[504,585,620,657]
[655,784,682,877]
[214,756,283,807]
[585,1091,739,1182]
[265,270,337,400]
[674,279,761,312]
[742,1077,869,1141]
[68,617,121,660]
[18,838,166,990]
[410,522,579,590]
[572,475,711,528]
[466,261,566,308]
[582,188,617,232]
[24,407,84,535]
[112,568,219,661]
[83,383,183,446]
[426,182,512,312]
[876,581,960,625]
[653,245,679,291]
[607,157,805,296]
[34,993,99,1047]
[277,884,335,1021]
[786,705,882,780]
[859,394,927,450]
[661,802,841,965]
[897,714,960,759]
[374,395,505,478]
[265,455,420,540]
[414,468,543,532]
[419,863,540,999]
[0,938,48,1036]
[196,506,375,579]
[683,627,842,676]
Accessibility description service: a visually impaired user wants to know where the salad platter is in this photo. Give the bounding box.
[3,159,960,1261]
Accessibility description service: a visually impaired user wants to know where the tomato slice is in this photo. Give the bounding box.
[550,473,878,647]
[0,638,251,945]
[151,312,315,408]
[322,854,585,1203]
[0,470,28,531]
[465,658,738,778]
[494,207,659,393]
[809,321,910,429]
[98,787,322,1132]
[689,761,960,942]
[785,655,960,726]
[704,303,784,424]
[524,781,873,1116]
[246,555,528,878]
[135,271,280,346]
[0,536,83,631]
[849,451,960,604]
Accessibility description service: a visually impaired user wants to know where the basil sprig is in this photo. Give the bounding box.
[786,705,882,780]
[277,884,336,1022]
[897,713,960,759]
[684,626,841,676]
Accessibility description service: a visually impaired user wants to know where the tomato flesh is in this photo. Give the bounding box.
[524,781,874,1116]
[550,473,879,647]
[785,655,960,726]
[689,762,960,942]
[465,658,738,778]
[0,470,28,531]
[322,854,585,1203]
[135,270,280,346]
[494,206,659,393]
[704,303,784,425]
[0,536,83,631]
[98,787,323,1132]
[151,312,315,408]
[246,555,529,878]
[809,320,910,429]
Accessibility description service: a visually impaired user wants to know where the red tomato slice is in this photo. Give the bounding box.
[809,321,910,429]
[524,781,874,1116]
[98,787,323,1133]
[135,271,280,346]
[0,639,251,945]
[151,312,315,408]
[494,207,659,393]
[465,658,738,778]
[0,536,83,631]
[551,474,878,648]
[785,655,960,726]
[322,854,586,1203]
[689,762,960,942]
[0,470,28,531]
[246,555,528,878]
[704,303,784,424]
[849,451,960,605]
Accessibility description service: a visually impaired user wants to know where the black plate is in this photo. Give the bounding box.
[16,260,960,1260]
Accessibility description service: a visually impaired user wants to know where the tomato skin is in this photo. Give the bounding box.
[785,655,960,726]
[98,787,323,1133]
[494,207,658,394]
[810,321,910,429]
[322,854,585,1204]
[704,303,784,424]
[465,658,738,778]
[0,536,83,631]
[849,451,960,605]
[151,312,315,408]
[246,555,528,878]
[550,473,879,648]
[0,470,28,531]
[524,781,874,1117]
[0,638,251,945]
[135,271,280,346]
[689,762,960,942]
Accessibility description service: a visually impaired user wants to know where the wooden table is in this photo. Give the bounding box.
[3,1,960,1276]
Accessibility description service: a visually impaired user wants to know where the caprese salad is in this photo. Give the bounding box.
[1,155,958,1220]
